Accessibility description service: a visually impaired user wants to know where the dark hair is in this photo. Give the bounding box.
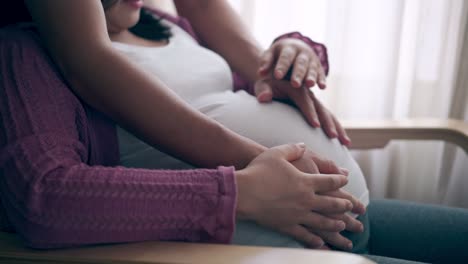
[130,9,172,41]
[101,0,172,41]
[0,1,32,28]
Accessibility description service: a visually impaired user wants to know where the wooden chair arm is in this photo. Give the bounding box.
[343,119,468,153]
[0,232,374,264]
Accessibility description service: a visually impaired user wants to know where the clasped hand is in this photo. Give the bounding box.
[236,144,365,250]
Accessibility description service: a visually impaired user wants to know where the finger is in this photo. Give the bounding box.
[332,115,352,146]
[311,93,337,138]
[302,211,346,232]
[317,244,332,250]
[258,49,275,76]
[328,213,364,233]
[273,143,306,162]
[274,47,296,80]
[254,80,273,103]
[290,52,310,88]
[305,60,319,88]
[309,155,342,175]
[317,65,327,89]
[315,231,353,251]
[289,88,320,127]
[311,195,353,214]
[284,225,324,248]
[305,174,348,192]
[323,190,366,215]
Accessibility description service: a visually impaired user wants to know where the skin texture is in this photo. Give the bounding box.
[24,0,363,249]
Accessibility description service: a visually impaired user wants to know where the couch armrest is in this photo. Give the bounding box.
[343,119,468,153]
[0,232,374,264]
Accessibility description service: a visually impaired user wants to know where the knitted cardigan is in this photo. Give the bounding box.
[0,7,329,249]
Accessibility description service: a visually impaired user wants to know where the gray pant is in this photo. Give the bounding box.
[232,199,468,264]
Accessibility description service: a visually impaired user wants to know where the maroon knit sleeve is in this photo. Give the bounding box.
[0,27,237,249]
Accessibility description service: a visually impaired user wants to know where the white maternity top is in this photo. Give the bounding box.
[112,19,369,209]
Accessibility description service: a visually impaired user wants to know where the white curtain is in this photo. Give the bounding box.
[228,0,468,207]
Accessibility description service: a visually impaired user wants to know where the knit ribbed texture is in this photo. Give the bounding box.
[0,27,237,249]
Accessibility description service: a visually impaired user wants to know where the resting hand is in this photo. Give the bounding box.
[293,150,366,215]
[235,144,352,248]
[292,150,366,250]
[258,38,326,89]
[254,77,351,145]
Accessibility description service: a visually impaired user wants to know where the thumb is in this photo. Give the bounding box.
[273,143,306,162]
[254,80,273,103]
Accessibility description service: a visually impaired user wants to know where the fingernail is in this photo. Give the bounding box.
[296,142,306,149]
[275,69,283,77]
[316,239,325,248]
[340,167,349,176]
[338,221,346,230]
[330,129,338,137]
[307,79,315,87]
[258,92,271,102]
[313,118,321,127]
[347,242,353,250]
[360,205,367,214]
[342,176,349,185]
[359,223,364,232]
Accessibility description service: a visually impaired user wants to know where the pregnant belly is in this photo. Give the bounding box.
[194,90,370,210]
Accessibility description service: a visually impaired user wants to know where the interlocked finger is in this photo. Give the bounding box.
[317,63,327,89]
[258,49,275,76]
[309,155,342,175]
[274,47,297,79]
[291,52,310,88]
[314,230,353,251]
[284,225,325,248]
[311,195,353,214]
[305,60,320,88]
[322,190,366,215]
[301,211,346,232]
[305,174,348,193]
[327,213,364,233]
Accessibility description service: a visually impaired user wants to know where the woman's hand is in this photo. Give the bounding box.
[292,150,366,216]
[235,143,352,248]
[288,149,366,250]
[252,38,353,145]
[258,38,326,89]
[254,77,351,145]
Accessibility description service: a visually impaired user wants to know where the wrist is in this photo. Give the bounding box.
[234,169,252,220]
[235,136,266,169]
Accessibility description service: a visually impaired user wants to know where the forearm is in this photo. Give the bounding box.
[25,0,264,169]
[0,32,240,247]
[63,48,264,168]
[175,0,262,83]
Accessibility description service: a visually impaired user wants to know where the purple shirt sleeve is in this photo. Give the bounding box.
[0,27,237,249]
